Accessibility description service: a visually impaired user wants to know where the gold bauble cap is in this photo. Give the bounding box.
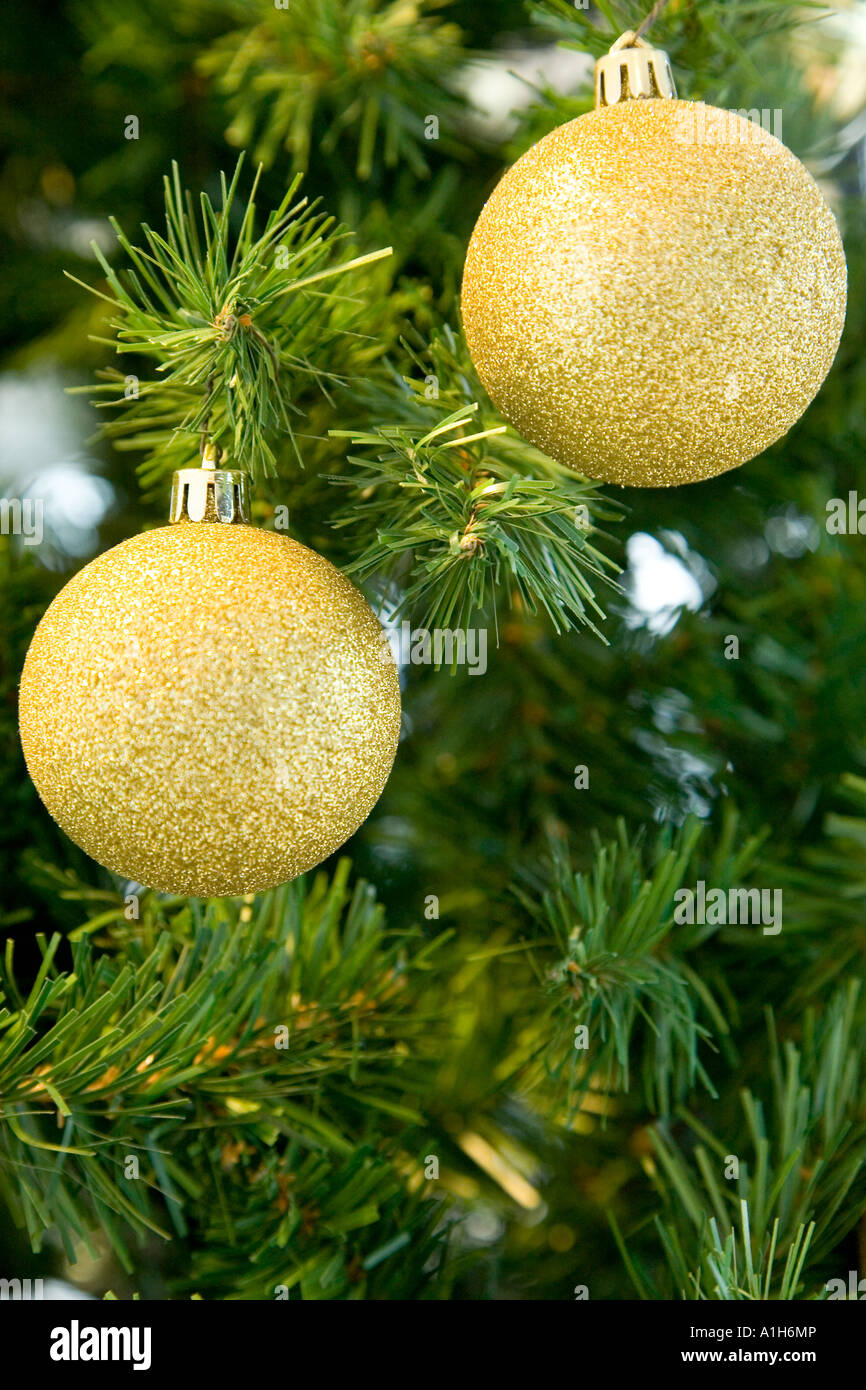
[169,459,250,525]
[594,32,677,107]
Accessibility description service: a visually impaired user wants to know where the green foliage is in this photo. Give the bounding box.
[69,158,391,482]
[198,0,470,177]
[188,1145,451,1300]
[518,817,734,1113]
[0,862,453,1294]
[332,329,622,634]
[774,775,866,1000]
[622,982,866,1298]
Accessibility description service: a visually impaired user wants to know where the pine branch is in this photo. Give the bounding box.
[515,811,769,1114]
[0,861,454,1289]
[67,156,392,483]
[772,775,866,1000]
[692,777,866,1012]
[197,0,471,177]
[187,1144,451,1299]
[624,983,866,1298]
[330,329,623,636]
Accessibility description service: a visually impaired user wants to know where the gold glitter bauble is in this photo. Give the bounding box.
[462,100,847,486]
[19,523,401,896]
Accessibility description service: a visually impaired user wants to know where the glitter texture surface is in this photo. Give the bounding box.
[461,100,847,487]
[18,523,401,896]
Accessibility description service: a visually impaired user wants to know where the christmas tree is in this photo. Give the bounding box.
[1,0,865,1307]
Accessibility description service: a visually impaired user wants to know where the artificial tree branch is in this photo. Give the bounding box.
[68,155,392,484]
